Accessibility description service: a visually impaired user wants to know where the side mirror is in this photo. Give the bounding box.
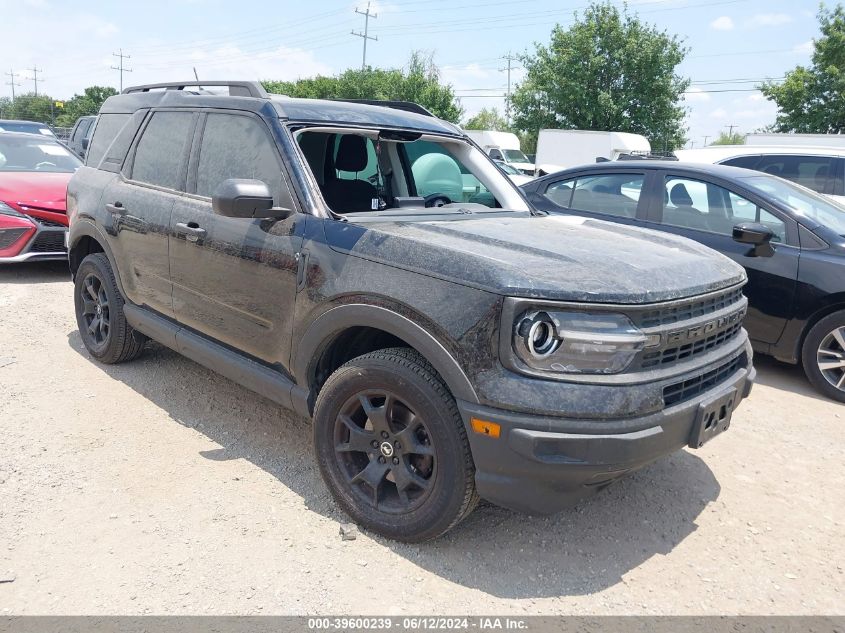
[733,222,775,257]
[212,179,293,219]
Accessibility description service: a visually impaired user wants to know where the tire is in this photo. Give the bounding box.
[313,347,478,542]
[74,253,147,364]
[801,311,845,403]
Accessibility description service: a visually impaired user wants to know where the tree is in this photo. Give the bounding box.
[55,86,118,127]
[463,107,509,131]
[710,131,745,145]
[1,93,54,124]
[263,52,463,123]
[760,5,845,133]
[510,2,689,150]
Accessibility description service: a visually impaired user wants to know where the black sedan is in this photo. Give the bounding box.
[521,161,845,402]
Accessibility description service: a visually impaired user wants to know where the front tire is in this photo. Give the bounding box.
[74,253,146,364]
[313,348,478,542]
[802,311,845,403]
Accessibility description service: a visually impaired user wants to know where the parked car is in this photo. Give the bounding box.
[675,145,845,204]
[465,130,535,174]
[493,159,534,186]
[535,129,651,175]
[0,131,80,263]
[0,119,56,137]
[66,115,97,159]
[522,161,845,402]
[746,132,845,148]
[68,81,754,541]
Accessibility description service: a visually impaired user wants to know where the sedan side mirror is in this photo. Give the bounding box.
[212,179,293,220]
[733,222,775,257]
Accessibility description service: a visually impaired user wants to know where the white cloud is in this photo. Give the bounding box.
[684,87,711,103]
[709,107,728,119]
[747,13,793,27]
[793,40,814,54]
[710,16,735,31]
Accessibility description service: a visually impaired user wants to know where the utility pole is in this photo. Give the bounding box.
[4,68,22,102]
[351,1,377,71]
[27,66,43,96]
[702,135,710,147]
[725,124,738,137]
[111,49,132,92]
[499,53,520,126]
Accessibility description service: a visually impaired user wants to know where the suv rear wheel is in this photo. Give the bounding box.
[74,253,147,364]
[802,311,845,403]
[313,347,478,542]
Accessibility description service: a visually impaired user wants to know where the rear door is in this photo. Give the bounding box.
[645,173,800,346]
[101,109,196,318]
[169,110,303,366]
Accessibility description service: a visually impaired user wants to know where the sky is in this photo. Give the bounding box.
[1,0,822,146]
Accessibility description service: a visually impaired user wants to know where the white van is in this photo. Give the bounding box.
[745,133,845,149]
[464,130,534,174]
[534,129,651,175]
[675,145,845,204]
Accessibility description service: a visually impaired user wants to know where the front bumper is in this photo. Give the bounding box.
[457,362,755,515]
[0,222,67,263]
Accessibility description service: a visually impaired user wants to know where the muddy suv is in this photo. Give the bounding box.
[67,81,755,542]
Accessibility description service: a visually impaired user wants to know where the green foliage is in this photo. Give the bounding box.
[55,86,118,127]
[0,93,54,124]
[0,86,117,127]
[463,107,510,131]
[711,131,745,145]
[510,2,690,150]
[760,4,845,133]
[262,52,463,123]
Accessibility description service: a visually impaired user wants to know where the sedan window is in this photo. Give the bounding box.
[754,155,836,194]
[543,173,643,219]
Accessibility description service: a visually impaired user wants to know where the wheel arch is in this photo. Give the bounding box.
[292,304,479,416]
[797,298,845,360]
[68,221,127,297]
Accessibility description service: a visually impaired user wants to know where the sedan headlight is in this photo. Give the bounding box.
[0,201,27,218]
[513,310,647,374]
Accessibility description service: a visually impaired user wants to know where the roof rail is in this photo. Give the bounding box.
[122,81,268,99]
[330,99,436,118]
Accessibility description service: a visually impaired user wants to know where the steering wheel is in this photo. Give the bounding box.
[424,193,452,208]
[35,161,57,171]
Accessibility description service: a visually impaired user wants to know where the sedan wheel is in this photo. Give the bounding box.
[816,326,845,392]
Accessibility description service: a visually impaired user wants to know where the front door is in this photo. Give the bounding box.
[169,111,304,367]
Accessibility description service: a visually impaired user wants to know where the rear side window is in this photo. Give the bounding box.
[131,112,193,190]
[754,155,836,194]
[721,156,760,169]
[195,113,291,208]
[545,173,644,219]
[86,114,130,167]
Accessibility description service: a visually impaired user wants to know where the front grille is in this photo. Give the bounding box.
[639,287,744,328]
[30,217,65,228]
[663,354,745,407]
[29,231,66,253]
[0,228,29,249]
[640,322,743,368]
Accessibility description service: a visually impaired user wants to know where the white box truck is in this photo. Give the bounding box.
[534,129,651,175]
[745,132,845,149]
[464,130,535,174]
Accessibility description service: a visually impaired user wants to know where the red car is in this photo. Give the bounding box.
[0,131,81,263]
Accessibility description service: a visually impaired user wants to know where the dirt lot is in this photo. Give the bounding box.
[0,262,843,615]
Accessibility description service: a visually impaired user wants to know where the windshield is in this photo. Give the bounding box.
[502,149,529,163]
[0,135,82,173]
[495,161,521,175]
[0,122,54,136]
[742,174,845,236]
[296,129,528,215]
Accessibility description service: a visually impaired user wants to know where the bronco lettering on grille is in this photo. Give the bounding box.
[665,308,746,345]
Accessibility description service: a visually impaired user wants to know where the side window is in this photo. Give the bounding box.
[543,178,575,207]
[86,113,131,167]
[663,176,786,241]
[488,149,503,160]
[195,113,290,208]
[131,111,193,190]
[721,156,760,169]
[755,155,836,194]
[566,173,644,218]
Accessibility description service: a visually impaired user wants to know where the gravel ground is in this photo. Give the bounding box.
[0,262,843,615]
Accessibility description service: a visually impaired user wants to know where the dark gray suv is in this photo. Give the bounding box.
[67,81,755,541]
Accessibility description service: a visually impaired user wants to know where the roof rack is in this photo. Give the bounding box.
[122,81,268,99]
[329,99,435,118]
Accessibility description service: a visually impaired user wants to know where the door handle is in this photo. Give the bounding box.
[106,201,126,215]
[175,222,207,243]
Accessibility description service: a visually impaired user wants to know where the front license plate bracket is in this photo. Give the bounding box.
[689,388,737,449]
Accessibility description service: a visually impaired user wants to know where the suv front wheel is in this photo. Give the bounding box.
[802,311,845,403]
[74,253,147,364]
[313,347,478,542]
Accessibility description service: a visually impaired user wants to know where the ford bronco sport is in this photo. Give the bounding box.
[67,81,755,542]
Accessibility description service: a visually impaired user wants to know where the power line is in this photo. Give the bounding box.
[111,49,132,92]
[352,1,378,71]
[26,66,43,96]
[4,68,22,102]
[499,53,520,125]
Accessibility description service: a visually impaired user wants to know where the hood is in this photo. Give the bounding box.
[328,214,746,304]
[0,172,72,213]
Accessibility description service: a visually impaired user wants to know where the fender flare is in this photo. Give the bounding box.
[293,303,479,406]
[68,219,128,297]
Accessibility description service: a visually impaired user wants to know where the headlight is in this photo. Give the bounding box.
[513,310,647,374]
[0,201,26,218]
